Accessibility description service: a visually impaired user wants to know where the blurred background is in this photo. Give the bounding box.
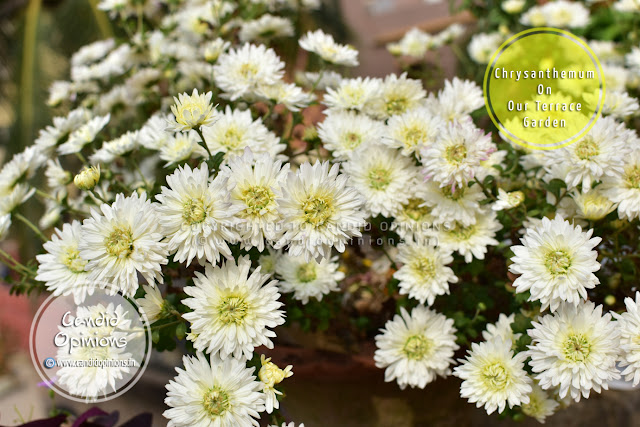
[1,1,640,426]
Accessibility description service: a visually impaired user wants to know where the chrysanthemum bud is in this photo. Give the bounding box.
[74,165,100,190]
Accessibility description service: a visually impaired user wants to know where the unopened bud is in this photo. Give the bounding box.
[74,165,100,190]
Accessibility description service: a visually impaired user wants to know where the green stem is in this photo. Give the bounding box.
[131,158,150,190]
[195,127,213,157]
[0,247,35,276]
[14,213,47,242]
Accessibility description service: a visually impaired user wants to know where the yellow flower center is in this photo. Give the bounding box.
[402,334,432,360]
[544,249,572,276]
[62,246,87,274]
[343,132,363,149]
[402,125,427,148]
[183,198,207,225]
[411,256,436,280]
[217,295,249,325]
[445,143,467,165]
[239,62,258,80]
[221,126,244,149]
[563,333,591,362]
[448,223,475,241]
[574,138,599,160]
[296,262,317,283]
[105,226,134,258]
[442,186,466,201]
[202,386,230,417]
[368,167,392,190]
[481,362,510,391]
[242,185,274,215]
[386,96,409,116]
[301,196,334,227]
[625,165,640,189]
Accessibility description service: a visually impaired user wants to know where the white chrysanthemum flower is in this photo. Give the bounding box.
[374,306,459,389]
[527,301,620,402]
[90,131,139,164]
[317,111,384,159]
[387,27,436,58]
[602,150,640,220]
[521,381,560,423]
[137,284,168,323]
[79,192,168,297]
[222,150,289,251]
[167,89,217,132]
[299,29,358,66]
[492,189,524,211]
[437,209,501,263]
[509,216,601,312]
[160,131,209,166]
[421,181,485,227]
[570,188,617,221]
[421,121,494,189]
[323,77,382,112]
[269,423,304,427]
[502,0,525,13]
[588,89,640,119]
[612,292,640,386]
[239,14,294,42]
[428,78,484,123]
[274,253,344,303]
[343,144,420,217]
[182,257,285,360]
[164,352,265,427]
[393,241,457,306]
[213,43,284,101]
[391,196,437,242]
[551,117,627,191]
[482,313,521,344]
[274,161,366,261]
[255,81,315,112]
[544,0,590,28]
[258,354,293,413]
[383,107,443,156]
[454,338,532,415]
[201,106,285,161]
[156,164,241,266]
[58,114,110,155]
[366,73,426,119]
[467,32,503,64]
[36,221,93,304]
[56,302,133,399]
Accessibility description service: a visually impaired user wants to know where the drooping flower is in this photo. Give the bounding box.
[274,253,344,304]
